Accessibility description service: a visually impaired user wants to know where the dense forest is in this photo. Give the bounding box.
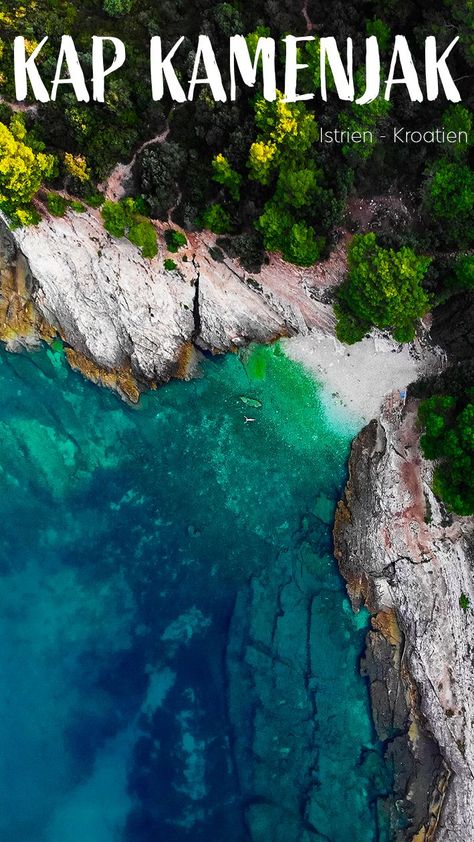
[0,0,473,512]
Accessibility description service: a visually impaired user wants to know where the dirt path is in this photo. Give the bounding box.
[100,122,171,202]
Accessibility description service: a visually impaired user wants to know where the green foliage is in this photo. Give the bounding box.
[101,199,157,258]
[69,200,85,213]
[85,192,105,209]
[165,229,187,253]
[459,593,470,613]
[212,154,242,201]
[200,204,231,234]
[47,194,68,217]
[418,391,474,516]
[339,70,391,160]
[103,0,133,17]
[248,93,318,185]
[256,201,322,266]
[102,200,127,237]
[275,165,320,209]
[0,0,470,279]
[336,234,431,344]
[334,304,369,344]
[442,105,472,157]
[0,117,55,226]
[128,220,158,258]
[285,222,323,267]
[453,255,474,290]
[164,258,177,271]
[366,19,391,52]
[245,26,271,63]
[425,160,474,246]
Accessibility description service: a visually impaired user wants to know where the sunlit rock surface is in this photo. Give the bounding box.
[335,400,474,841]
[3,208,340,390]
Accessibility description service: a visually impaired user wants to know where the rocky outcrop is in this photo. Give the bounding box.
[0,208,342,399]
[334,400,474,841]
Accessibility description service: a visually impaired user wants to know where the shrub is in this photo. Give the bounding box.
[460,593,470,612]
[128,220,158,258]
[101,199,158,258]
[418,392,474,516]
[47,194,68,217]
[85,191,105,209]
[212,154,242,201]
[164,258,177,271]
[425,160,474,246]
[165,229,187,253]
[336,233,431,344]
[102,200,127,237]
[103,0,133,16]
[200,204,231,235]
[0,117,55,226]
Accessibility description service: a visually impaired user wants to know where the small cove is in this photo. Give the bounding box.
[0,341,392,841]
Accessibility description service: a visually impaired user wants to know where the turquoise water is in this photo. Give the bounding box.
[0,341,391,841]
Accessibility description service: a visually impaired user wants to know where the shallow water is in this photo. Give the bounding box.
[0,342,391,841]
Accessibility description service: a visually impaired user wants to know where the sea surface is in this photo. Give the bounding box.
[0,341,392,841]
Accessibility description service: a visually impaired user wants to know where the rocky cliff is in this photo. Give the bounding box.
[0,208,341,400]
[334,399,474,841]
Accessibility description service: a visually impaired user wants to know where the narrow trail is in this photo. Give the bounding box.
[100,122,171,202]
[0,97,38,115]
[301,0,318,33]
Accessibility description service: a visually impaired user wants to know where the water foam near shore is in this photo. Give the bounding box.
[0,340,392,841]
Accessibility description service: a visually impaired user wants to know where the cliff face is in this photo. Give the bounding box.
[0,209,341,399]
[334,401,474,841]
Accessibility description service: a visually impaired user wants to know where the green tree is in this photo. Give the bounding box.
[275,165,320,208]
[339,70,391,160]
[425,160,474,246]
[200,203,231,234]
[128,220,158,258]
[103,0,133,16]
[248,93,317,184]
[212,154,242,201]
[101,199,158,258]
[418,392,474,516]
[0,117,55,226]
[102,200,127,237]
[336,233,431,343]
[453,255,474,290]
[256,202,322,266]
[165,229,187,252]
[442,104,472,157]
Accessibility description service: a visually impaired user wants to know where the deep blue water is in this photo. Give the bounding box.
[0,341,391,841]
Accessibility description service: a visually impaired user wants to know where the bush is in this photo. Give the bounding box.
[336,233,431,344]
[102,200,127,237]
[200,204,231,235]
[101,199,158,258]
[165,229,187,252]
[0,117,55,226]
[164,258,177,271]
[69,200,85,213]
[47,194,68,217]
[425,160,474,246]
[128,220,158,258]
[85,191,105,209]
[418,392,474,516]
[103,0,133,16]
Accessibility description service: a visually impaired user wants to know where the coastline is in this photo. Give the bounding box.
[283,329,444,427]
[1,209,470,841]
